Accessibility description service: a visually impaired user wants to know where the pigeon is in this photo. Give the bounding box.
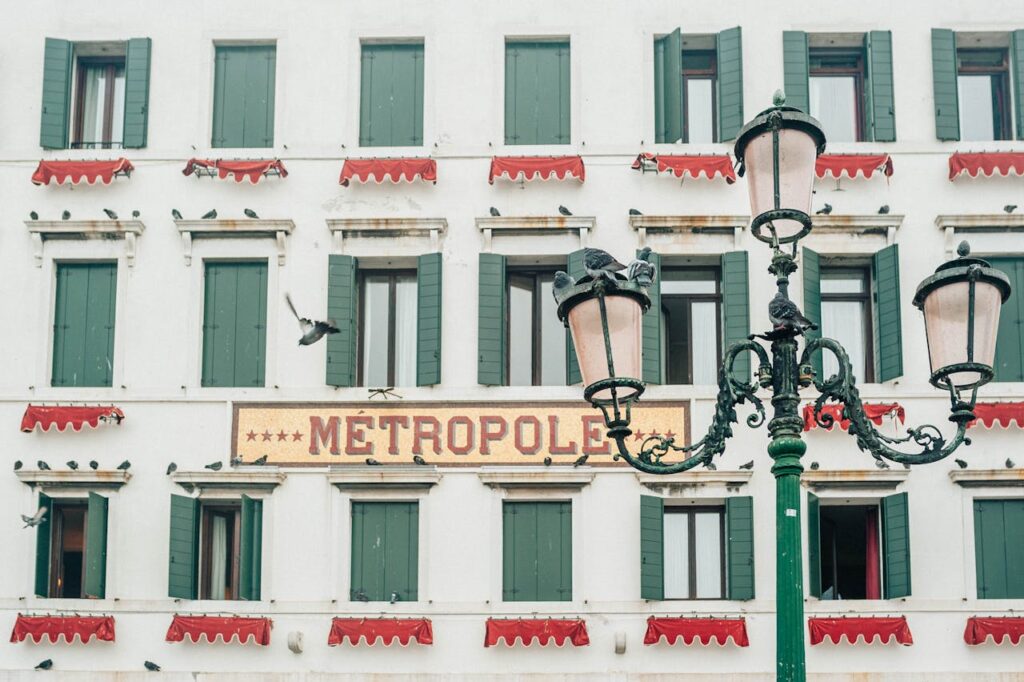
[230,456,243,467]
[1006,458,1016,469]
[815,203,833,215]
[573,454,589,467]
[552,271,575,301]
[204,461,223,471]
[21,506,48,528]
[768,292,817,333]
[132,210,140,219]
[365,457,381,466]
[201,209,217,220]
[244,208,259,219]
[353,588,370,602]
[35,659,52,671]
[413,455,427,465]
[739,460,754,470]
[809,461,820,470]
[704,461,717,471]
[103,208,118,220]
[253,454,268,465]
[61,210,71,220]
[166,462,177,475]
[89,460,99,470]
[1004,205,1018,214]
[29,211,38,220]
[117,460,131,471]
[877,205,890,214]
[390,591,400,604]
[14,460,22,470]
[628,208,642,216]
[285,294,340,346]
[144,661,161,672]
[954,458,968,469]
[558,205,573,216]
[875,459,891,470]
[66,461,78,470]
[37,460,50,471]
[489,207,500,217]
[583,247,627,282]
[171,209,183,220]
[626,247,657,287]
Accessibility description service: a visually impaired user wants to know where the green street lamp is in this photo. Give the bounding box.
[556,94,1011,682]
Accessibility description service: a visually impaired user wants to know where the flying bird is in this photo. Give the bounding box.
[171,209,183,220]
[166,462,177,475]
[103,208,118,220]
[768,292,817,333]
[875,459,891,470]
[877,205,890,214]
[132,210,140,218]
[365,457,381,466]
[1004,205,1018,214]
[626,247,657,287]
[815,203,833,215]
[204,461,223,471]
[21,507,48,528]
[543,456,553,466]
[573,454,589,467]
[583,247,626,282]
[739,460,754,470]
[37,460,50,471]
[558,205,573,216]
[29,211,38,220]
[809,461,820,470]
[35,659,53,671]
[61,210,71,220]
[285,293,340,346]
[628,208,642,216]
[89,460,99,470]
[413,455,427,465]
[244,208,259,219]
[954,458,968,469]
[116,460,131,471]
[144,661,161,672]
[14,460,22,470]
[66,461,78,470]
[201,209,217,220]
[252,454,268,466]
[1006,458,1016,469]
[489,207,500,217]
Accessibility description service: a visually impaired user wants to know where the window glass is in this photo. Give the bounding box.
[662,270,717,295]
[821,274,865,294]
[663,508,724,599]
[538,276,566,385]
[810,76,858,143]
[691,302,719,385]
[694,512,723,598]
[361,277,391,386]
[958,75,996,141]
[200,507,238,600]
[76,61,126,147]
[685,79,714,143]
[507,271,566,387]
[393,275,418,387]
[53,505,87,598]
[509,278,534,386]
[208,513,230,600]
[822,300,866,380]
[819,505,880,600]
[662,269,719,384]
[663,512,690,599]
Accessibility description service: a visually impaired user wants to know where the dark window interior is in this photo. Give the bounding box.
[819,504,880,601]
[50,503,87,598]
[200,504,240,600]
[957,48,1011,141]
[661,268,720,385]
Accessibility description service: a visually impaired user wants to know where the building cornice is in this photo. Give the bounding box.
[15,469,131,491]
[327,465,442,491]
[948,469,1024,487]
[476,216,596,252]
[801,469,909,491]
[326,217,447,252]
[478,466,595,490]
[25,219,145,267]
[174,219,295,266]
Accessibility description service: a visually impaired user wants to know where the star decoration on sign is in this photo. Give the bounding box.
[292,431,303,441]
[261,430,273,441]
[633,431,645,441]
[664,430,676,440]
[277,430,288,441]
[246,430,257,442]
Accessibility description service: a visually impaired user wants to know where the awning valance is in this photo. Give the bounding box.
[488,156,585,184]
[802,402,905,432]
[182,158,288,183]
[964,616,1024,645]
[10,615,115,644]
[631,153,737,183]
[165,615,271,645]
[328,618,433,646]
[643,617,749,646]
[339,158,438,186]
[949,152,1024,180]
[968,402,1024,429]
[32,158,134,186]
[808,616,913,645]
[21,405,125,433]
[484,618,589,647]
[815,154,893,180]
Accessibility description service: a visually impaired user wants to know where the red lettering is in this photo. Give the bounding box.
[581,415,610,454]
[412,416,442,455]
[447,416,475,455]
[309,416,340,455]
[548,415,577,454]
[479,416,508,455]
[345,415,374,455]
[514,415,542,455]
[378,415,409,455]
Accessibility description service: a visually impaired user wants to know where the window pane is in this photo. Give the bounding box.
[509,279,533,386]
[691,301,718,384]
[80,65,107,143]
[686,79,714,143]
[822,300,867,381]
[662,270,717,295]
[538,276,566,385]
[821,274,864,294]
[958,75,996,142]
[810,76,858,143]
[664,513,690,599]
[362,277,391,386]
[694,512,723,598]
[110,65,126,143]
[393,276,417,387]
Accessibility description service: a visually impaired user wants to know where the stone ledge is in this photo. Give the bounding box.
[478,467,595,489]
[636,470,753,493]
[328,466,442,491]
[170,470,286,495]
[174,219,295,266]
[25,219,145,267]
[16,469,131,490]
[801,469,909,490]
[948,469,1024,487]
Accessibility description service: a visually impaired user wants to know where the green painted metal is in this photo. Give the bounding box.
[801,247,823,379]
[416,253,442,386]
[201,261,268,387]
[806,492,821,598]
[931,29,960,141]
[359,43,424,147]
[40,37,72,149]
[639,495,664,600]
[168,494,199,599]
[326,255,358,387]
[726,495,755,600]
[240,495,262,601]
[84,492,108,599]
[653,28,682,143]
[866,31,896,142]
[351,501,418,601]
[872,244,903,382]
[639,250,662,384]
[52,262,117,388]
[1012,31,1024,141]
[212,45,276,148]
[503,501,571,602]
[477,253,507,385]
[34,493,53,597]
[122,37,152,148]
[722,251,751,381]
[566,250,586,385]
[717,27,744,141]
[989,258,1024,381]
[771,430,807,682]
[505,41,570,145]
[974,499,1024,598]
[882,491,912,598]
[782,31,809,115]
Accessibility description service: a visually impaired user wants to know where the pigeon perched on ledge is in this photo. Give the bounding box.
[768,292,817,333]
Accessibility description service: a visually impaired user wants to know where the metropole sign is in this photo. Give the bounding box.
[232,401,690,466]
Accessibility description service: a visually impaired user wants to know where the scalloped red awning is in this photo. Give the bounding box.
[964,616,1024,645]
[808,616,913,645]
[484,618,589,647]
[165,615,271,645]
[949,152,1024,180]
[339,158,438,186]
[968,402,1024,429]
[31,158,134,186]
[21,405,124,433]
[10,615,115,644]
[488,156,585,184]
[328,618,433,646]
[631,153,736,183]
[815,154,893,180]
[802,402,905,432]
[182,158,288,183]
[643,617,749,646]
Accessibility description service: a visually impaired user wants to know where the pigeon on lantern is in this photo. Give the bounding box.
[626,247,657,288]
[768,292,817,333]
[583,248,626,282]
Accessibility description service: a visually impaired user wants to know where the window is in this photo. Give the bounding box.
[359,270,417,387]
[819,267,873,383]
[974,499,1024,599]
[502,501,571,601]
[989,258,1024,382]
[351,501,419,602]
[664,507,725,599]
[508,269,566,386]
[360,43,424,147]
[661,269,720,385]
[958,49,1012,141]
[201,261,268,388]
[72,56,125,149]
[682,50,716,143]
[809,49,865,143]
[200,505,240,600]
[212,44,276,148]
[504,41,570,145]
[34,493,108,599]
[52,262,117,388]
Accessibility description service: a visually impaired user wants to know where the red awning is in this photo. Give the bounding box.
[488,156,585,184]
[182,158,288,183]
[949,152,1024,180]
[802,402,905,432]
[339,158,438,186]
[31,158,134,186]
[964,616,1024,645]
[328,618,433,646]
[165,615,271,645]
[968,402,1024,429]
[21,405,125,433]
[631,153,736,183]
[484,618,589,647]
[643,617,749,646]
[815,154,893,180]
[808,616,913,646]
[10,615,115,644]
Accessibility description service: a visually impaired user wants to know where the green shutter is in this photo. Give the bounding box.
[654,28,682,143]
[989,258,1024,381]
[782,31,809,114]
[212,45,275,148]
[882,492,912,599]
[168,494,199,599]
[726,495,755,600]
[52,262,117,388]
[477,253,507,386]
[807,492,821,598]
[40,37,72,149]
[360,43,424,147]
[503,501,571,602]
[417,252,442,386]
[931,29,960,141]
[351,502,418,601]
[974,499,1024,599]
[326,255,358,387]
[566,250,587,385]
[639,495,664,600]
[872,244,903,382]
[802,247,823,379]
[865,31,896,142]
[122,37,152,148]
[505,41,570,145]
[721,251,750,381]
[34,493,53,597]
[84,492,108,599]
[1013,31,1024,141]
[202,262,268,387]
[640,250,662,384]
[717,27,744,141]
[240,495,262,601]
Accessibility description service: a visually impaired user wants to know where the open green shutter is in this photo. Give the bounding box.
[566,250,586,385]
[882,492,911,598]
[40,37,72,149]
[168,494,199,599]
[802,247,823,379]
[240,495,262,601]
[123,37,152,148]
[640,495,664,600]
[326,255,358,387]
[931,29,960,141]
[478,253,507,385]
[807,492,821,598]
[654,28,682,143]
[726,496,755,600]
[640,250,662,384]
[866,31,896,142]
[721,251,750,381]
[1012,30,1024,140]
[417,253,442,386]
[782,31,809,114]
[84,492,108,599]
[717,27,744,141]
[34,493,53,597]
[989,258,1024,381]
[872,244,903,382]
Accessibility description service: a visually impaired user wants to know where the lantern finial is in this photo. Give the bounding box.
[957,241,971,258]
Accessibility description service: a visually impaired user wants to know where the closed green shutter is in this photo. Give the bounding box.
[782,31,809,114]
[84,492,108,599]
[931,29,960,141]
[865,31,896,142]
[807,492,821,598]
[974,499,1024,599]
[721,251,750,381]
[202,262,268,387]
[122,37,152,148]
[212,45,276,148]
[360,43,425,147]
[1011,31,1024,140]
[240,495,263,601]
[640,250,662,384]
[882,492,912,598]
[168,494,199,599]
[566,250,586,385]
[654,28,682,143]
[989,258,1024,381]
[477,253,507,385]
[40,37,72,149]
[326,255,358,387]
[726,495,755,600]
[505,41,570,145]
[639,495,664,600]
[717,27,744,141]
[351,501,418,601]
[872,244,903,382]
[34,493,53,597]
[416,253,442,386]
[52,262,117,388]
[802,247,823,379]
[503,501,571,602]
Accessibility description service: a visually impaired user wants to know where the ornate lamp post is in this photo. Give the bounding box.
[555,95,1011,682]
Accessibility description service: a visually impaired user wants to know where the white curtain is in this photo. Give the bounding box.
[810,76,857,143]
[81,66,104,143]
[822,301,866,381]
[694,512,723,598]
[539,278,566,385]
[663,513,689,599]
[508,282,533,386]
[362,278,390,386]
[209,515,227,600]
[691,302,718,385]
[958,75,995,141]
[686,79,714,144]
[393,276,417,386]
